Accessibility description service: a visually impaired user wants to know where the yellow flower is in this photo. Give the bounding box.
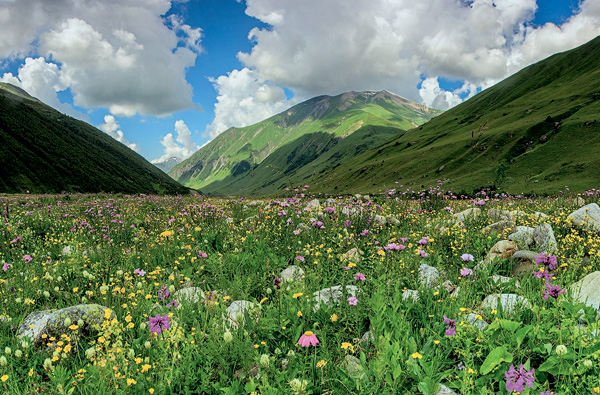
[259,297,268,304]
[316,360,327,368]
[330,314,338,323]
[141,364,151,373]
[348,263,356,268]
[1,375,7,382]
[160,230,173,237]
[69,324,79,330]
[149,389,155,394]
[293,293,303,299]
[411,352,422,359]
[127,378,137,386]
[341,342,354,352]
[297,311,303,317]
[434,340,440,345]
[377,249,386,256]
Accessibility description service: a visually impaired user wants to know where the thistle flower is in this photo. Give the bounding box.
[543,284,566,301]
[354,273,366,281]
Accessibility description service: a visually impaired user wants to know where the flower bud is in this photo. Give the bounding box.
[64,318,72,327]
[223,331,233,344]
[259,354,270,369]
[14,350,22,358]
[43,358,53,370]
[85,348,95,358]
[556,344,567,356]
[128,348,135,359]
[144,341,151,349]
[4,347,11,355]
[0,356,7,366]
[584,359,593,368]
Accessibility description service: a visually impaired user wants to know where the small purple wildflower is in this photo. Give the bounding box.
[443,315,456,337]
[543,284,566,301]
[148,314,171,335]
[384,243,405,251]
[460,253,474,262]
[167,299,179,308]
[22,255,32,263]
[2,262,11,271]
[197,251,208,259]
[344,220,351,227]
[10,236,21,244]
[354,273,366,281]
[273,277,281,290]
[419,250,428,258]
[418,237,428,245]
[295,256,305,262]
[347,296,358,306]
[504,364,535,393]
[134,268,146,277]
[158,286,171,300]
[460,268,472,277]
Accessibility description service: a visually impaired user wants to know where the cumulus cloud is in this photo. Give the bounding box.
[206,67,296,138]
[98,115,139,152]
[152,120,199,163]
[0,0,201,117]
[206,0,600,131]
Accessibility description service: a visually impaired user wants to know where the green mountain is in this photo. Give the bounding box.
[0,83,188,194]
[170,90,441,194]
[307,35,600,195]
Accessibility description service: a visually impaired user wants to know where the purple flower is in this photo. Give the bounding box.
[134,268,146,277]
[384,243,405,251]
[354,273,366,281]
[295,256,305,262]
[360,229,369,237]
[460,253,474,262]
[10,236,21,244]
[344,220,351,227]
[536,253,558,271]
[197,251,208,259]
[22,255,32,263]
[443,315,456,337]
[543,284,566,301]
[158,286,171,300]
[273,277,281,290]
[148,314,171,335]
[2,262,11,271]
[460,268,472,277]
[347,296,358,306]
[419,250,428,258]
[324,207,336,214]
[293,230,300,235]
[418,237,428,245]
[504,364,535,393]
[167,299,178,308]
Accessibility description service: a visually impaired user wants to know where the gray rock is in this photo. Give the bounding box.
[305,199,321,211]
[388,216,401,226]
[18,304,116,346]
[509,210,527,217]
[568,203,600,232]
[453,208,481,222]
[342,206,363,216]
[508,227,535,248]
[402,289,420,302]
[533,223,557,254]
[534,212,548,219]
[436,384,457,395]
[485,240,518,264]
[373,215,387,227]
[344,354,365,379]
[465,313,488,331]
[325,198,337,206]
[491,275,520,288]
[575,197,586,207]
[481,220,515,235]
[419,263,441,288]
[487,209,514,222]
[441,280,456,294]
[480,294,532,316]
[341,248,363,264]
[173,287,205,305]
[225,217,234,224]
[223,300,255,329]
[569,271,600,311]
[360,330,375,347]
[313,285,358,310]
[280,265,305,283]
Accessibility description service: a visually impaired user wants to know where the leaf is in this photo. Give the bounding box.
[537,356,559,372]
[480,346,510,375]
[516,325,532,347]
[499,319,521,332]
[417,377,441,395]
[393,364,403,380]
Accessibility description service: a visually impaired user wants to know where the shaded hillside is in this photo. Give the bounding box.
[0,83,188,194]
[309,35,600,195]
[171,90,441,194]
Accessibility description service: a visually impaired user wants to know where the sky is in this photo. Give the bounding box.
[0,0,599,164]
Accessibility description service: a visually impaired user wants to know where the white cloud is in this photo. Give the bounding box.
[0,0,201,117]
[202,0,600,129]
[152,120,199,163]
[206,67,297,138]
[98,115,139,152]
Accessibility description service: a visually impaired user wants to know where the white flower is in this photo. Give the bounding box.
[556,344,567,356]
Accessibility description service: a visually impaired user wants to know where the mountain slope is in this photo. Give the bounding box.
[0,83,188,194]
[170,90,441,194]
[308,35,600,195]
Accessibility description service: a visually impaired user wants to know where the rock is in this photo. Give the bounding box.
[569,271,600,311]
[491,275,520,288]
[568,203,600,232]
[313,285,358,310]
[533,223,557,254]
[487,209,513,222]
[280,265,305,283]
[388,216,401,226]
[325,198,337,206]
[534,212,548,219]
[484,240,518,264]
[511,250,540,262]
[225,217,234,224]
[342,206,363,216]
[436,384,457,395]
[509,210,527,217]
[354,194,362,200]
[465,313,488,331]
[173,287,205,305]
[437,165,445,172]
[402,289,419,302]
[18,304,116,346]
[341,248,364,264]
[453,208,481,222]
[575,197,586,207]
[223,300,255,329]
[62,245,72,256]
[481,220,515,235]
[511,251,540,276]
[480,294,532,316]
[305,199,321,211]
[360,331,375,347]
[373,215,387,227]
[344,354,365,379]
[234,364,260,381]
[419,263,441,288]
[508,227,535,248]
[244,215,258,223]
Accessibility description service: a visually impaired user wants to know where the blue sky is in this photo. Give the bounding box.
[1,0,599,164]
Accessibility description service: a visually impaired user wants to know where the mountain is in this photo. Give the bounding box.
[170,90,441,194]
[0,82,188,194]
[306,35,600,195]
[153,157,182,174]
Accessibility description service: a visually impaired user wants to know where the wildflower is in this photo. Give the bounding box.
[555,345,567,356]
[293,293,303,299]
[10,236,21,244]
[148,314,171,335]
[419,250,428,258]
[2,262,10,271]
[298,331,319,347]
[354,273,366,281]
[316,360,327,368]
[289,378,308,394]
[418,237,428,245]
[504,364,535,393]
[295,256,305,262]
[460,253,474,262]
[443,315,456,337]
[167,299,179,308]
[341,342,354,352]
[273,277,281,290]
[197,251,208,258]
[158,286,171,300]
[259,354,270,369]
[384,243,405,251]
[0,375,7,382]
[460,268,472,277]
[0,356,6,366]
[330,314,338,322]
[23,255,33,263]
[412,352,422,359]
[543,284,566,301]
[223,331,233,344]
[347,296,358,305]
[134,268,146,277]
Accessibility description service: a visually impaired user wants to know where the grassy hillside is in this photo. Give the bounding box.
[309,35,600,195]
[0,82,188,194]
[171,90,441,194]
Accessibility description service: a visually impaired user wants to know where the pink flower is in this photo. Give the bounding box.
[419,250,428,258]
[347,296,358,305]
[298,331,319,347]
[22,255,32,263]
[460,268,472,276]
[354,273,366,281]
[2,262,11,271]
[418,237,428,245]
[134,268,146,277]
[460,253,474,262]
[295,256,305,262]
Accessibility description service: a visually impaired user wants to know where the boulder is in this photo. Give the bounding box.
[344,354,366,379]
[341,248,364,264]
[402,289,420,302]
[325,198,337,206]
[481,220,515,235]
[533,223,557,254]
[173,287,205,305]
[360,330,375,347]
[487,209,514,222]
[388,216,401,226]
[305,199,321,211]
[373,215,387,227]
[484,240,518,264]
[568,203,600,232]
[280,265,305,283]
[419,263,441,288]
[575,197,586,207]
[491,275,520,288]
[223,300,255,329]
[569,271,600,311]
[313,285,358,310]
[436,384,457,395]
[465,313,488,331]
[480,294,532,316]
[511,250,540,277]
[508,227,535,249]
[534,212,548,219]
[18,304,116,346]
[509,210,527,217]
[453,208,481,222]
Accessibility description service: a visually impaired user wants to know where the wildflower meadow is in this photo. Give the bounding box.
[1,186,600,394]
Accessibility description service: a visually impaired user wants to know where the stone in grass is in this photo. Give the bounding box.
[568,203,600,232]
[436,384,457,395]
[575,196,586,207]
[491,275,520,288]
[341,248,364,264]
[313,285,358,311]
[304,199,321,211]
[569,271,600,311]
[280,265,305,283]
[481,220,515,235]
[18,304,116,347]
[487,209,514,222]
[360,331,375,347]
[480,294,532,317]
[452,208,481,223]
[173,287,205,305]
[344,355,367,380]
[465,313,488,331]
[223,300,256,329]
[484,240,518,264]
[419,263,441,288]
[373,215,387,227]
[508,227,535,249]
[388,216,401,226]
[533,223,557,254]
[403,289,420,302]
